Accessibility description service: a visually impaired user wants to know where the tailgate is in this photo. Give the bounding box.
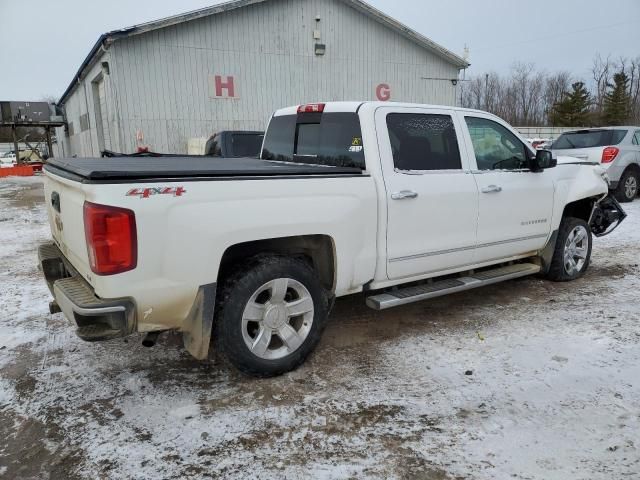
[43,171,93,282]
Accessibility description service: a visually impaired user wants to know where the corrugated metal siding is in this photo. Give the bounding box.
[56,51,115,157]
[68,0,461,155]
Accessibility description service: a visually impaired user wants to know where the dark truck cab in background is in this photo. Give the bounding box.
[205,130,265,158]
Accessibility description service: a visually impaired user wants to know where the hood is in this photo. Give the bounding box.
[555,155,600,165]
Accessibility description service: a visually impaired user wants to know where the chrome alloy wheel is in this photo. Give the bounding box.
[624,175,638,200]
[241,278,314,360]
[564,225,589,276]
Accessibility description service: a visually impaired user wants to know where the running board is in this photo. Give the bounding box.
[366,263,541,310]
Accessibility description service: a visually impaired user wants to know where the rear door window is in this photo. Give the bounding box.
[386,113,462,171]
[553,130,627,149]
[261,113,365,169]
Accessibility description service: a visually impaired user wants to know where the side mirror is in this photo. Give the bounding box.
[530,149,557,172]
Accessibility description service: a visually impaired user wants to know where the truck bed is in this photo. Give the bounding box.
[45,156,363,182]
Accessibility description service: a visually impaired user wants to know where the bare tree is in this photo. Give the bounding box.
[461,55,639,126]
[592,54,613,117]
[626,56,640,123]
[39,95,59,105]
[544,71,572,124]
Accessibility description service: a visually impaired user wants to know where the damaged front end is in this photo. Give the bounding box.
[590,195,627,237]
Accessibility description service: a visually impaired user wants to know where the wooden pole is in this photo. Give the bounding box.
[46,127,53,160]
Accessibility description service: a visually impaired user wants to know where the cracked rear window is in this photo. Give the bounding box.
[261,113,365,169]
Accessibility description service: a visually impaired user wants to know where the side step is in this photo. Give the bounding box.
[366,263,541,310]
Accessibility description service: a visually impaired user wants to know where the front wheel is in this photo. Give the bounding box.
[215,255,329,377]
[545,217,593,282]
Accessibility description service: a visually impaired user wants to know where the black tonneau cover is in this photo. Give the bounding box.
[45,156,363,181]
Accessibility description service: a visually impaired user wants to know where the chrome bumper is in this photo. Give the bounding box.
[38,243,136,341]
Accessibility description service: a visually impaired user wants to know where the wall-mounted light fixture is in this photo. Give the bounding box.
[421,76,461,86]
[315,43,326,56]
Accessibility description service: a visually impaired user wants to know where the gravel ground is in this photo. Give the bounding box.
[0,176,639,480]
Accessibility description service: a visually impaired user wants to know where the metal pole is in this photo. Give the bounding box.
[12,125,19,165]
[46,127,53,160]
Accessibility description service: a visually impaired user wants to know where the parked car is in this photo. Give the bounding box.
[205,130,265,158]
[552,127,640,202]
[527,138,552,150]
[39,102,625,377]
[0,152,17,168]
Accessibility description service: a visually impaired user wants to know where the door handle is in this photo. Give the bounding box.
[391,190,419,200]
[481,185,502,194]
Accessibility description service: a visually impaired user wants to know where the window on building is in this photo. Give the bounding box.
[79,113,90,132]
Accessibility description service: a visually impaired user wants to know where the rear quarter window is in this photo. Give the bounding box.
[261,113,365,169]
[553,130,627,149]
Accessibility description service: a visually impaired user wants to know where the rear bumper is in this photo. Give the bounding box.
[38,243,136,341]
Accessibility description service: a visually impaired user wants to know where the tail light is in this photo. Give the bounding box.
[601,147,619,163]
[83,202,137,275]
[297,103,325,113]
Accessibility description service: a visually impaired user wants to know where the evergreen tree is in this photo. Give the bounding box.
[602,72,632,125]
[550,82,591,126]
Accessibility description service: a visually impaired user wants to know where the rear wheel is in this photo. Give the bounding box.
[615,168,639,203]
[546,217,592,282]
[215,255,329,377]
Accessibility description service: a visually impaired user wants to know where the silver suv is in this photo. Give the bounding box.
[552,127,640,202]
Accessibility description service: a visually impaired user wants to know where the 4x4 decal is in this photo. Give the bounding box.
[127,187,186,199]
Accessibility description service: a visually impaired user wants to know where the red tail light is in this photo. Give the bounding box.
[601,147,619,163]
[83,202,137,275]
[297,103,325,114]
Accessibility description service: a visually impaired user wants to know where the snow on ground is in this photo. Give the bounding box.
[0,176,639,479]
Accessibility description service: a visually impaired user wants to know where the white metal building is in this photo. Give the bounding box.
[56,0,468,157]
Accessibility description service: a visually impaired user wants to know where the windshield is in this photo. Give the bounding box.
[552,130,627,149]
[261,113,365,169]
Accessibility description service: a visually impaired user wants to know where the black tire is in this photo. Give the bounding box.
[215,255,329,377]
[545,217,593,282]
[614,168,639,203]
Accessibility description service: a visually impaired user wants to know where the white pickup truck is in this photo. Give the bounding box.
[39,102,626,376]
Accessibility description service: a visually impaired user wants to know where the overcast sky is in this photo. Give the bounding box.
[1,0,638,100]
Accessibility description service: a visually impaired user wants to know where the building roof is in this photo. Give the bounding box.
[59,0,470,105]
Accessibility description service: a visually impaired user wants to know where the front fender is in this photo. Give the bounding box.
[551,164,609,231]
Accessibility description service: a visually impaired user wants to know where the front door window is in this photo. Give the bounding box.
[465,116,528,171]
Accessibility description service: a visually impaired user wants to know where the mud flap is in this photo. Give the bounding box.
[182,283,216,360]
[590,195,627,237]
